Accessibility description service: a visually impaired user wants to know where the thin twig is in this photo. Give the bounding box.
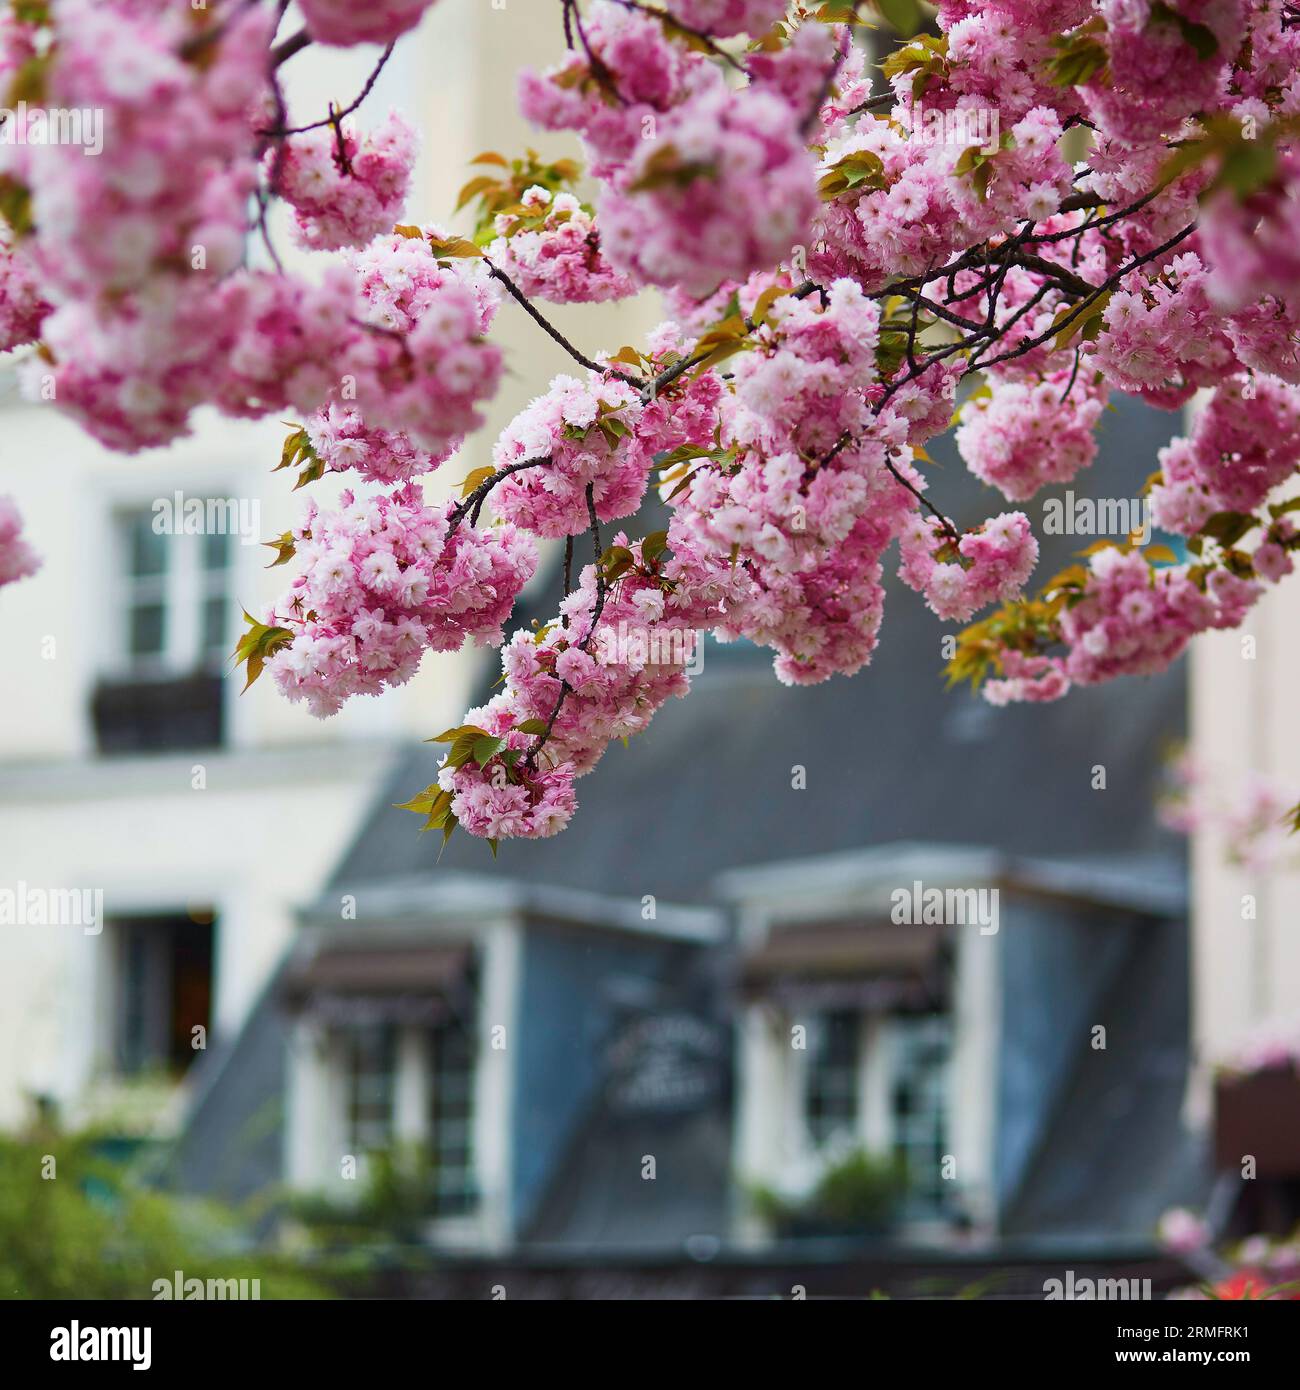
[260,42,396,138]
[610,0,749,73]
[883,452,961,547]
[525,485,609,769]
[485,259,644,387]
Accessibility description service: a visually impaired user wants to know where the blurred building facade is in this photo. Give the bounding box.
[161,404,1208,1284]
[1,1,1289,1291]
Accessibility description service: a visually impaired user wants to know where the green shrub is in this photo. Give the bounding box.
[0,1126,331,1300]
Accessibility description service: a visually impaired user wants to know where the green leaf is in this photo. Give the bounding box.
[262,531,296,569]
[641,530,670,565]
[458,464,497,498]
[231,610,293,693]
[515,718,551,736]
[1045,22,1109,88]
[396,785,455,833]
[427,234,483,259]
[273,425,324,490]
[455,174,501,212]
[1197,510,1257,549]
[0,174,33,236]
[1050,292,1111,352]
[600,544,636,583]
[470,734,504,766]
[427,722,489,745]
[1149,2,1219,61]
[875,0,922,38]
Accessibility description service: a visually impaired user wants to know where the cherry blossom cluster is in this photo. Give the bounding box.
[264,485,538,718]
[1,0,271,302]
[297,0,440,48]
[490,372,650,538]
[485,187,636,304]
[337,234,504,456]
[598,80,817,296]
[812,103,1073,292]
[1085,0,1249,147]
[667,0,790,38]
[1159,753,1299,873]
[929,1,1092,125]
[983,547,1262,706]
[1149,376,1300,534]
[519,1,816,294]
[305,404,436,486]
[0,496,40,589]
[275,111,418,253]
[955,375,1108,501]
[664,280,925,684]
[1201,148,1300,310]
[518,2,704,177]
[439,539,722,840]
[1091,252,1236,409]
[897,511,1039,623]
[297,229,504,475]
[31,265,358,453]
[0,240,45,353]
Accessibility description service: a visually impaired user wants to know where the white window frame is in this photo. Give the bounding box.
[110,506,233,679]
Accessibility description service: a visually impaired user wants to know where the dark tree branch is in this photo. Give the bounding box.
[525,485,608,770]
[485,259,645,387]
[271,27,312,67]
[260,42,396,138]
[448,457,551,536]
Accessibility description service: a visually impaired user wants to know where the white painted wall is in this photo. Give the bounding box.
[1189,578,1300,1114]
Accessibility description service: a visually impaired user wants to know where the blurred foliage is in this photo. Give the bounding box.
[288,1143,440,1247]
[750,1147,908,1235]
[0,1125,332,1299]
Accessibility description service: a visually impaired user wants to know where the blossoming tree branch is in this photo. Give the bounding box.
[2,0,1299,847]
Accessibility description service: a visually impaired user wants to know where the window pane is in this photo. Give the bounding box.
[891,1014,952,1214]
[128,602,166,659]
[805,1010,859,1147]
[346,1025,397,1153]
[430,1023,477,1215]
[126,513,167,578]
[200,596,227,659]
[202,528,230,572]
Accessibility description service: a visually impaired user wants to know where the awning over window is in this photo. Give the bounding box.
[283,943,473,1024]
[741,920,948,1011]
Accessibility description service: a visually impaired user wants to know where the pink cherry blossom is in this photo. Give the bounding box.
[297,0,439,48]
[0,495,40,588]
[275,111,417,252]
